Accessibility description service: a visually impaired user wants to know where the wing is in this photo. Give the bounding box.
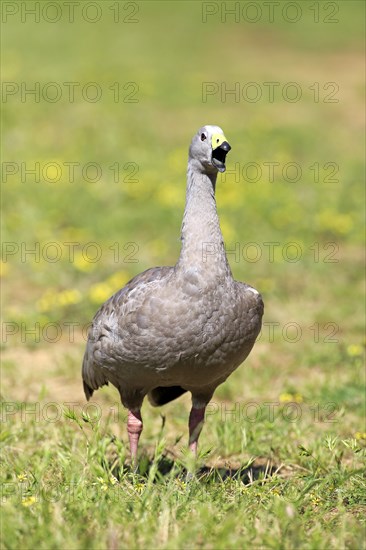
[236,281,264,341]
[82,266,173,399]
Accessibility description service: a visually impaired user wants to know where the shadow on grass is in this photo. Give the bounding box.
[112,454,278,484]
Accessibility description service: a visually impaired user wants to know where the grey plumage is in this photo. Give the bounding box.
[82,125,263,457]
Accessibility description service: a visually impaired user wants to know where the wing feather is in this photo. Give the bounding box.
[81,266,173,398]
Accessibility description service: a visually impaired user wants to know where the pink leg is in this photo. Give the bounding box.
[127,409,143,463]
[188,407,206,456]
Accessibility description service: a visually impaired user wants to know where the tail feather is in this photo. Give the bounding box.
[82,346,108,400]
[148,386,187,406]
[83,380,94,401]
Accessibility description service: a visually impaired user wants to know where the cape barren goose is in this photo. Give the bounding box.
[82,125,263,462]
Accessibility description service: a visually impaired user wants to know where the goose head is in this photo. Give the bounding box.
[189,125,231,174]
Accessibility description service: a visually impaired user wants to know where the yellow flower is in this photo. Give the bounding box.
[317,210,353,235]
[280,393,303,403]
[89,282,112,304]
[355,432,366,441]
[73,251,96,273]
[96,475,118,488]
[22,496,36,507]
[135,482,145,493]
[36,289,58,312]
[310,493,321,506]
[42,160,63,183]
[60,226,88,241]
[36,288,82,312]
[176,479,187,490]
[346,344,364,357]
[57,289,82,307]
[0,261,10,278]
[17,473,28,482]
[107,271,129,291]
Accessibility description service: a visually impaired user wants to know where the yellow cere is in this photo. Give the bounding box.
[211,133,228,150]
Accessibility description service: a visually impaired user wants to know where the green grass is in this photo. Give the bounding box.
[1,1,365,548]
[1,390,365,549]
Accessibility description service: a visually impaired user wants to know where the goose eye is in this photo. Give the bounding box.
[200,133,207,141]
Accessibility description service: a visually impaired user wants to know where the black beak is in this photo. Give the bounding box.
[212,141,231,172]
[219,141,231,153]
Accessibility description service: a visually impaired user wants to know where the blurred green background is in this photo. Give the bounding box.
[2,0,365,414]
[2,1,364,336]
[1,2,365,548]
[2,0,365,406]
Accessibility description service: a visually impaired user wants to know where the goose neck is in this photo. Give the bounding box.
[177,162,231,276]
